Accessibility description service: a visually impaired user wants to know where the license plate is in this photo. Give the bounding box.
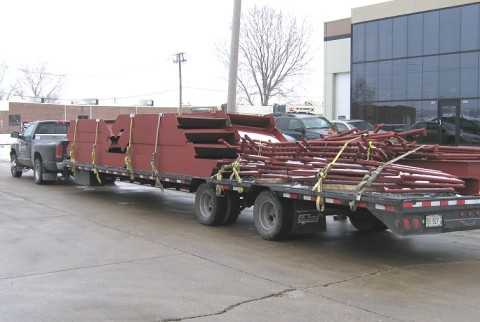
[426,214,443,227]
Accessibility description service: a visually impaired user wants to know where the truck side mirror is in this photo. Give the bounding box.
[11,131,20,139]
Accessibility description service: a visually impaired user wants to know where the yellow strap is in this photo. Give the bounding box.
[313,137,358,212]
[257,140,264,156]
[349,144,427,211]
[212,155,244,196]
[91,119,102,184]
[124,115,135,181]
[367,141,375,161]
[150,113,164,190]
[68,119,78,176]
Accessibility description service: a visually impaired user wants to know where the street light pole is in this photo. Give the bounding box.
[173,52,186,114]
[227,0,241,113]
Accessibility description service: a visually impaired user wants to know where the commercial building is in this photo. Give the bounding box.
[324,0,480,141]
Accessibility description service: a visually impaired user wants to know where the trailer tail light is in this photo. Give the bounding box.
[403,218,411,229]
[56,144,64,159]
[413,217,422,229]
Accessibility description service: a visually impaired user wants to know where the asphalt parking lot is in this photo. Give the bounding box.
[1,152,480,321]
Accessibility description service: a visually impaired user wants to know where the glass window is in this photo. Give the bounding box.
[460,52,479,98]
[439,54,460,98]
[423,11,439,55]
[440,7,461,54]
[365,62,378,102]
[352,24,365,63]
[379,19,393,59]
[378,60,392,101]
[78,115,89,119]
[408,14,423,57]
[351,63,365,103]
[365,21,379,61]
[461,99,479,123]
[392,59,407,100]
[407,58,422,100]
[461,4,480,51]
[393,16,407,58]
[423,56,439,99]
[421,100,438,122]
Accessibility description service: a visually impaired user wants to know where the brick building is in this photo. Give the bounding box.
[0,101,207,134]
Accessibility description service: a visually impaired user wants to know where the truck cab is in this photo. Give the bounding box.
[10,121,70,184]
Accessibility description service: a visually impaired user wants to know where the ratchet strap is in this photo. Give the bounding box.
[150,113,164,190]
[124,114,135,181]
[349,145,427,211]
[313,137,358,212]
[212,155,244,197]
[69,119,78,176]
[91,119,102,184]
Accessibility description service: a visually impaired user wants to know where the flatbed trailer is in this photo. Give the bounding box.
[62,111,480,241]
[65,159,480,241]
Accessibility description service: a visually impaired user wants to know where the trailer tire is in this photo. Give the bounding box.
[33,157,45,185]
[195,183,227,226]
[253,191,292,240]
[349,209,387,232]
[10,153,23,178]
[223,191,241,225]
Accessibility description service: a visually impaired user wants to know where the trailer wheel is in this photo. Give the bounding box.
[33,157,45,185]
[195,183,226,226]
[349,209,387,232]
[253,191,293,240]
[223,191,241,225]
[10,153,23,178]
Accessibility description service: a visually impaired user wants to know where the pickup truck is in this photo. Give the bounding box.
[10,120,70,184]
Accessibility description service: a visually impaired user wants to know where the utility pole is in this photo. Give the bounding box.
[173,52,186,114]
[227,0,241,113]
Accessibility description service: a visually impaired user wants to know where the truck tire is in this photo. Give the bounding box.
[223,191,241,225]
[33,157,45,185]
[253,190,293,240]
[10,153,23,178]
[195,183,227,226]
[348,209,387,232]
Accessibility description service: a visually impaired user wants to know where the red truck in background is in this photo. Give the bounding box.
[11,110,480,241]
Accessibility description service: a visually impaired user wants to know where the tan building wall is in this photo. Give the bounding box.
[324,18,352,120]
[352,0,479,23]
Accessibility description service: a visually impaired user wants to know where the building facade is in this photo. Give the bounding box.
[325,0,480,142]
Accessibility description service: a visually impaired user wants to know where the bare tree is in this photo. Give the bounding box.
[14,63,64,103]
[220,5,312,106]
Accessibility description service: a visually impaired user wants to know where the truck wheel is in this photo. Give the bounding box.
[195,183,226,226]
[10,154,23,178]
[33,157,45,185]
[253,190,293,240]
[223,191,241,225]
[349,209,387,232]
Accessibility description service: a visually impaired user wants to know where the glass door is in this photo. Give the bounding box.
[438,99,460,145]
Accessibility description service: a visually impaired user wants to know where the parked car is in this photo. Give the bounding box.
[405,121,480,145]
[330,119,377,133]
[273,113,333,140]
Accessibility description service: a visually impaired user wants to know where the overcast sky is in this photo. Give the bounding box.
[1,0,384,107]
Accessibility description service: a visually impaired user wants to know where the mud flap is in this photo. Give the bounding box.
[291,200,326,234]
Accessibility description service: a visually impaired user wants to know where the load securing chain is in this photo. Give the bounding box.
[313,137,358,212]
[212,154,244,197]
[150,113,164,191]
[349,144,427,211]
[68,119,78,177]
[91,119,102,184]
[124,114,135,181]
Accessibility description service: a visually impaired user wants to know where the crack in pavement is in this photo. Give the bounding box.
[0,253,184,281]
[161,288,296,322]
